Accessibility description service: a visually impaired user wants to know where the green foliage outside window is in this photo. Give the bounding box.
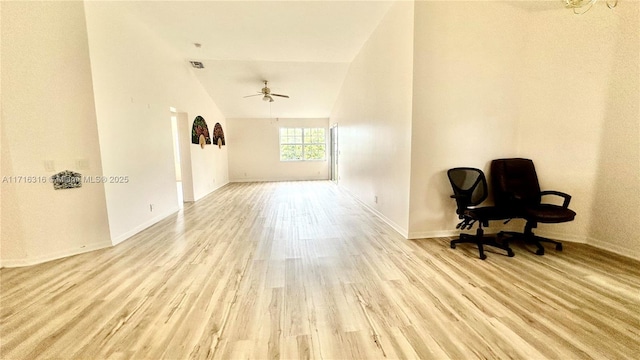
[280,128,326,161]
[280,144,303,160]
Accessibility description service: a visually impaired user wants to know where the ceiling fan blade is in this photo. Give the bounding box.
[271,94,289,98]
[243,94,263,98]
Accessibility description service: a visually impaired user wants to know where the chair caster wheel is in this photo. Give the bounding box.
[556,244,563,251]
[480,254,487,260]
[536,249,545,256]
[507,249,515,257]
[450,243,456,249]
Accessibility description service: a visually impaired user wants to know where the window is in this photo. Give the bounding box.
[280,128,326,161]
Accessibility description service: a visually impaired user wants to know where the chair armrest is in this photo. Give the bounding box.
[540,190,572,208]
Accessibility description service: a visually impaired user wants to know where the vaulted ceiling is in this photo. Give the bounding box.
[121,1,394,118]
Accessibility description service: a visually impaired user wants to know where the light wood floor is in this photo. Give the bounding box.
[1,181,639,359]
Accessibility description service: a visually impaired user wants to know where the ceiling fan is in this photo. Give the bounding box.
[243,81,289,103]
[564,0,617,14]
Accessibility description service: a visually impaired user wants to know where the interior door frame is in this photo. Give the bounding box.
[330,123,338,184]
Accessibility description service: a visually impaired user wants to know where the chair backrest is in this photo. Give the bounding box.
[490,158,541,208]
[447,168,488,214]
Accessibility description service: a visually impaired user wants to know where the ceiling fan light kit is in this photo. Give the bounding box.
[244,81,289,103]
[564,0,618,14]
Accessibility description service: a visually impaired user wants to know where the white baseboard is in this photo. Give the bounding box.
[533,230,588,244]
[409,228,588,245]
[338,186,409,239]
[111,206,179,246]
[115,182,233,246]
[0,240,112,268]
[365,205,410,239]
[408,228,518,240]
[230,177,329,183]
[408,228,640,262]
[408,230,459,239]
[535,231,640,262]
[193,181,230,202]
[587,237,640,262]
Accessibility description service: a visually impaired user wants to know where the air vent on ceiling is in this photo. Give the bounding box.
[189,61,204,69]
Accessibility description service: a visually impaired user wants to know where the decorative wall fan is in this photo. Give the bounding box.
[243,81,289,103]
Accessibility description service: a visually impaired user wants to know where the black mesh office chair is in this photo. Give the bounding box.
[447,167,514,260]
[491,158,576,255]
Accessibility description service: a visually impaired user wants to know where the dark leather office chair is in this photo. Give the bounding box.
[491,158,576,255]
[447,167,514,260]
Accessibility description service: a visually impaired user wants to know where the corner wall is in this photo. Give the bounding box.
[589,2,640,259]
[84,2,229,244]
[408,1,524,238]
[330,1,415,236]
[1,0,111,266]
[407,1,639,259]
[519,2,640,257]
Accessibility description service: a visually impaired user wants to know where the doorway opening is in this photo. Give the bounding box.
[170,114,184,208]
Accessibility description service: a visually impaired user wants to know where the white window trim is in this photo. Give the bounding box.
[279,127,327,162]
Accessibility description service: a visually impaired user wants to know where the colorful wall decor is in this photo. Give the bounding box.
[213,122,226,148]
[191,116,211,149]
[51,170,82,190]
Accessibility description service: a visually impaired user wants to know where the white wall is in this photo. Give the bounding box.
[3,0,636,266]
[519,2,640,257]
[408,1,524,238]
[406,1,640,259]
[330,1,415,236]
[0,1,5,264]
[1,0,112,266]
[227,118,329,182]
[84,2,229,244]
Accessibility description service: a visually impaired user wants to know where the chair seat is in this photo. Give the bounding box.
[465,206,511,221]
[523,204,576,223]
